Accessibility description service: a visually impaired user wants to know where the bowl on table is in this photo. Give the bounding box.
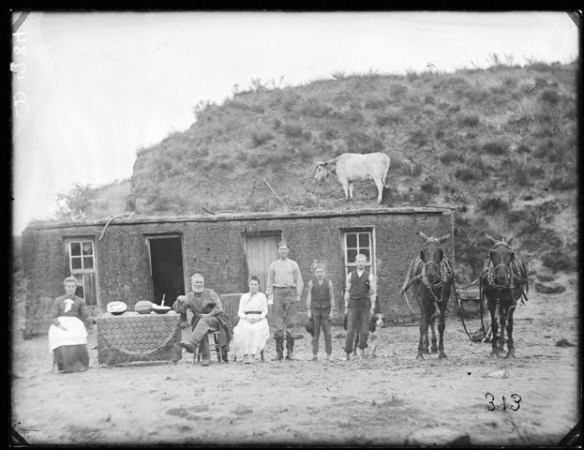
[152,305,171,315]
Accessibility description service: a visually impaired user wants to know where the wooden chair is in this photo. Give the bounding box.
[195,330,223,364]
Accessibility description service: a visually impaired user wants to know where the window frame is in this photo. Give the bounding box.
[65,238,98,306]
[341,227,376,278]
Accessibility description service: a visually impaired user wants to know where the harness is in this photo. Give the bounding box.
[419,238,454,302]
[484,242,529,305]
[478,242,529,337]
[401,238,454,316]
[407,252,454,318]
[420,257,454,303]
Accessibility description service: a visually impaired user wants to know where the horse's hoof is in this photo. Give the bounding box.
[439,353,447,359]
[431,346,438,354]
[505,351,516,359]
[416,353,424,360]
[423,349,430,355]
[489,351,499,358]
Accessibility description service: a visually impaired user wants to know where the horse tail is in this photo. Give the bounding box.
[520,259,529,293]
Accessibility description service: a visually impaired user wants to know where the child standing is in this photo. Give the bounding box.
[344,254,376,360]
[306,264,335,361]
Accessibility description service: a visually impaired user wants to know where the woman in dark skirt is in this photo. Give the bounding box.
[48,277,91,373]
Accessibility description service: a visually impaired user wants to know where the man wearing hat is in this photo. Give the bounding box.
[266,240,304,361]
[173,273,231,366]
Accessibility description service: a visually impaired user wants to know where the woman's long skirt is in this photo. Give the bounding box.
[48,316,89,373]
[232,316,270,359]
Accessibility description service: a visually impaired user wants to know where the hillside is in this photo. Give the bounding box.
[59,61,581,282]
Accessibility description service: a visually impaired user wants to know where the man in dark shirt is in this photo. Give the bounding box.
[173,273,231,366]
[344,254,376,360]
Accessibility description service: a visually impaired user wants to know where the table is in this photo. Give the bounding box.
[97,311,182,366]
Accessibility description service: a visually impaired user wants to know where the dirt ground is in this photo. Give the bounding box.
[11,278,580,447]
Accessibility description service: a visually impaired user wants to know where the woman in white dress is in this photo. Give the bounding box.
[232,276,270,364]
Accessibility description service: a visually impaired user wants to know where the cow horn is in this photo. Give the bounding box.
[417,231,430,241]
[485,233,500,244]
[438,233,450,243]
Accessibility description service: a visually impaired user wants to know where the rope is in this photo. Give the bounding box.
[455,283,476,342]
[402,289,417,315]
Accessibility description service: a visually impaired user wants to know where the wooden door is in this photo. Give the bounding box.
[243,232,282,292]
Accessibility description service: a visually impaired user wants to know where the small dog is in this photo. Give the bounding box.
[353,313,385,358]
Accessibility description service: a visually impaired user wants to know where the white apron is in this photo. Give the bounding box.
[48,316,88,352]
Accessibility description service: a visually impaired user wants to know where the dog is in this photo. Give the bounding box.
[352,313,385,358]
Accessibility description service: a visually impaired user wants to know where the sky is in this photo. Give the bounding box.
[11,11,579,236]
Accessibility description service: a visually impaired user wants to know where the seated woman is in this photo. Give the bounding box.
[232,276,270,364]
[48,276,92,373]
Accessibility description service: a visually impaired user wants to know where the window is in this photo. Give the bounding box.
[342,228,375,277]
[66,240,98,306]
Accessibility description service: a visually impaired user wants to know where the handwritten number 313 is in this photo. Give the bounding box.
[485,393,521,411]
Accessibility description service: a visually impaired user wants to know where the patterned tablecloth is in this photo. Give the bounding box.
[97,311,182,366]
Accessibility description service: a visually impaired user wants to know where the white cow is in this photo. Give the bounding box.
[314,152,391,204]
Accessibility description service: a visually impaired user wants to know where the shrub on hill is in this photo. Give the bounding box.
[540,89,560,105]
[454,167,480,182]
[251,131,274,148]
[439,151,465,165]
[479,196,508,215]
[542,251,576,273]
[482,140,508,156]
[457,114,481,127]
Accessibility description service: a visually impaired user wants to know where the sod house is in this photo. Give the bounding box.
[21,207,454,337]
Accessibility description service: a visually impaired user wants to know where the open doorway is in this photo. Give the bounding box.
[147,235,185,307]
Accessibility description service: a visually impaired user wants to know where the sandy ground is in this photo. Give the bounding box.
[11,281,580,447]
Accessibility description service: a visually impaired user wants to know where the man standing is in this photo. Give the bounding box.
[344,253,376,361]
[266,240,304,361]
[173,273,231,366]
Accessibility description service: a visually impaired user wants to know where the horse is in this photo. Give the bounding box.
[480,233,529,358]
[401,231,454,360]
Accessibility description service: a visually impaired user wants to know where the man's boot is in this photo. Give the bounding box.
[272,336,284,361]
[286,336,297,361]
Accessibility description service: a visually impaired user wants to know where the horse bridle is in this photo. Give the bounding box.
[487,242,515,289]
[420,240,449,302]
